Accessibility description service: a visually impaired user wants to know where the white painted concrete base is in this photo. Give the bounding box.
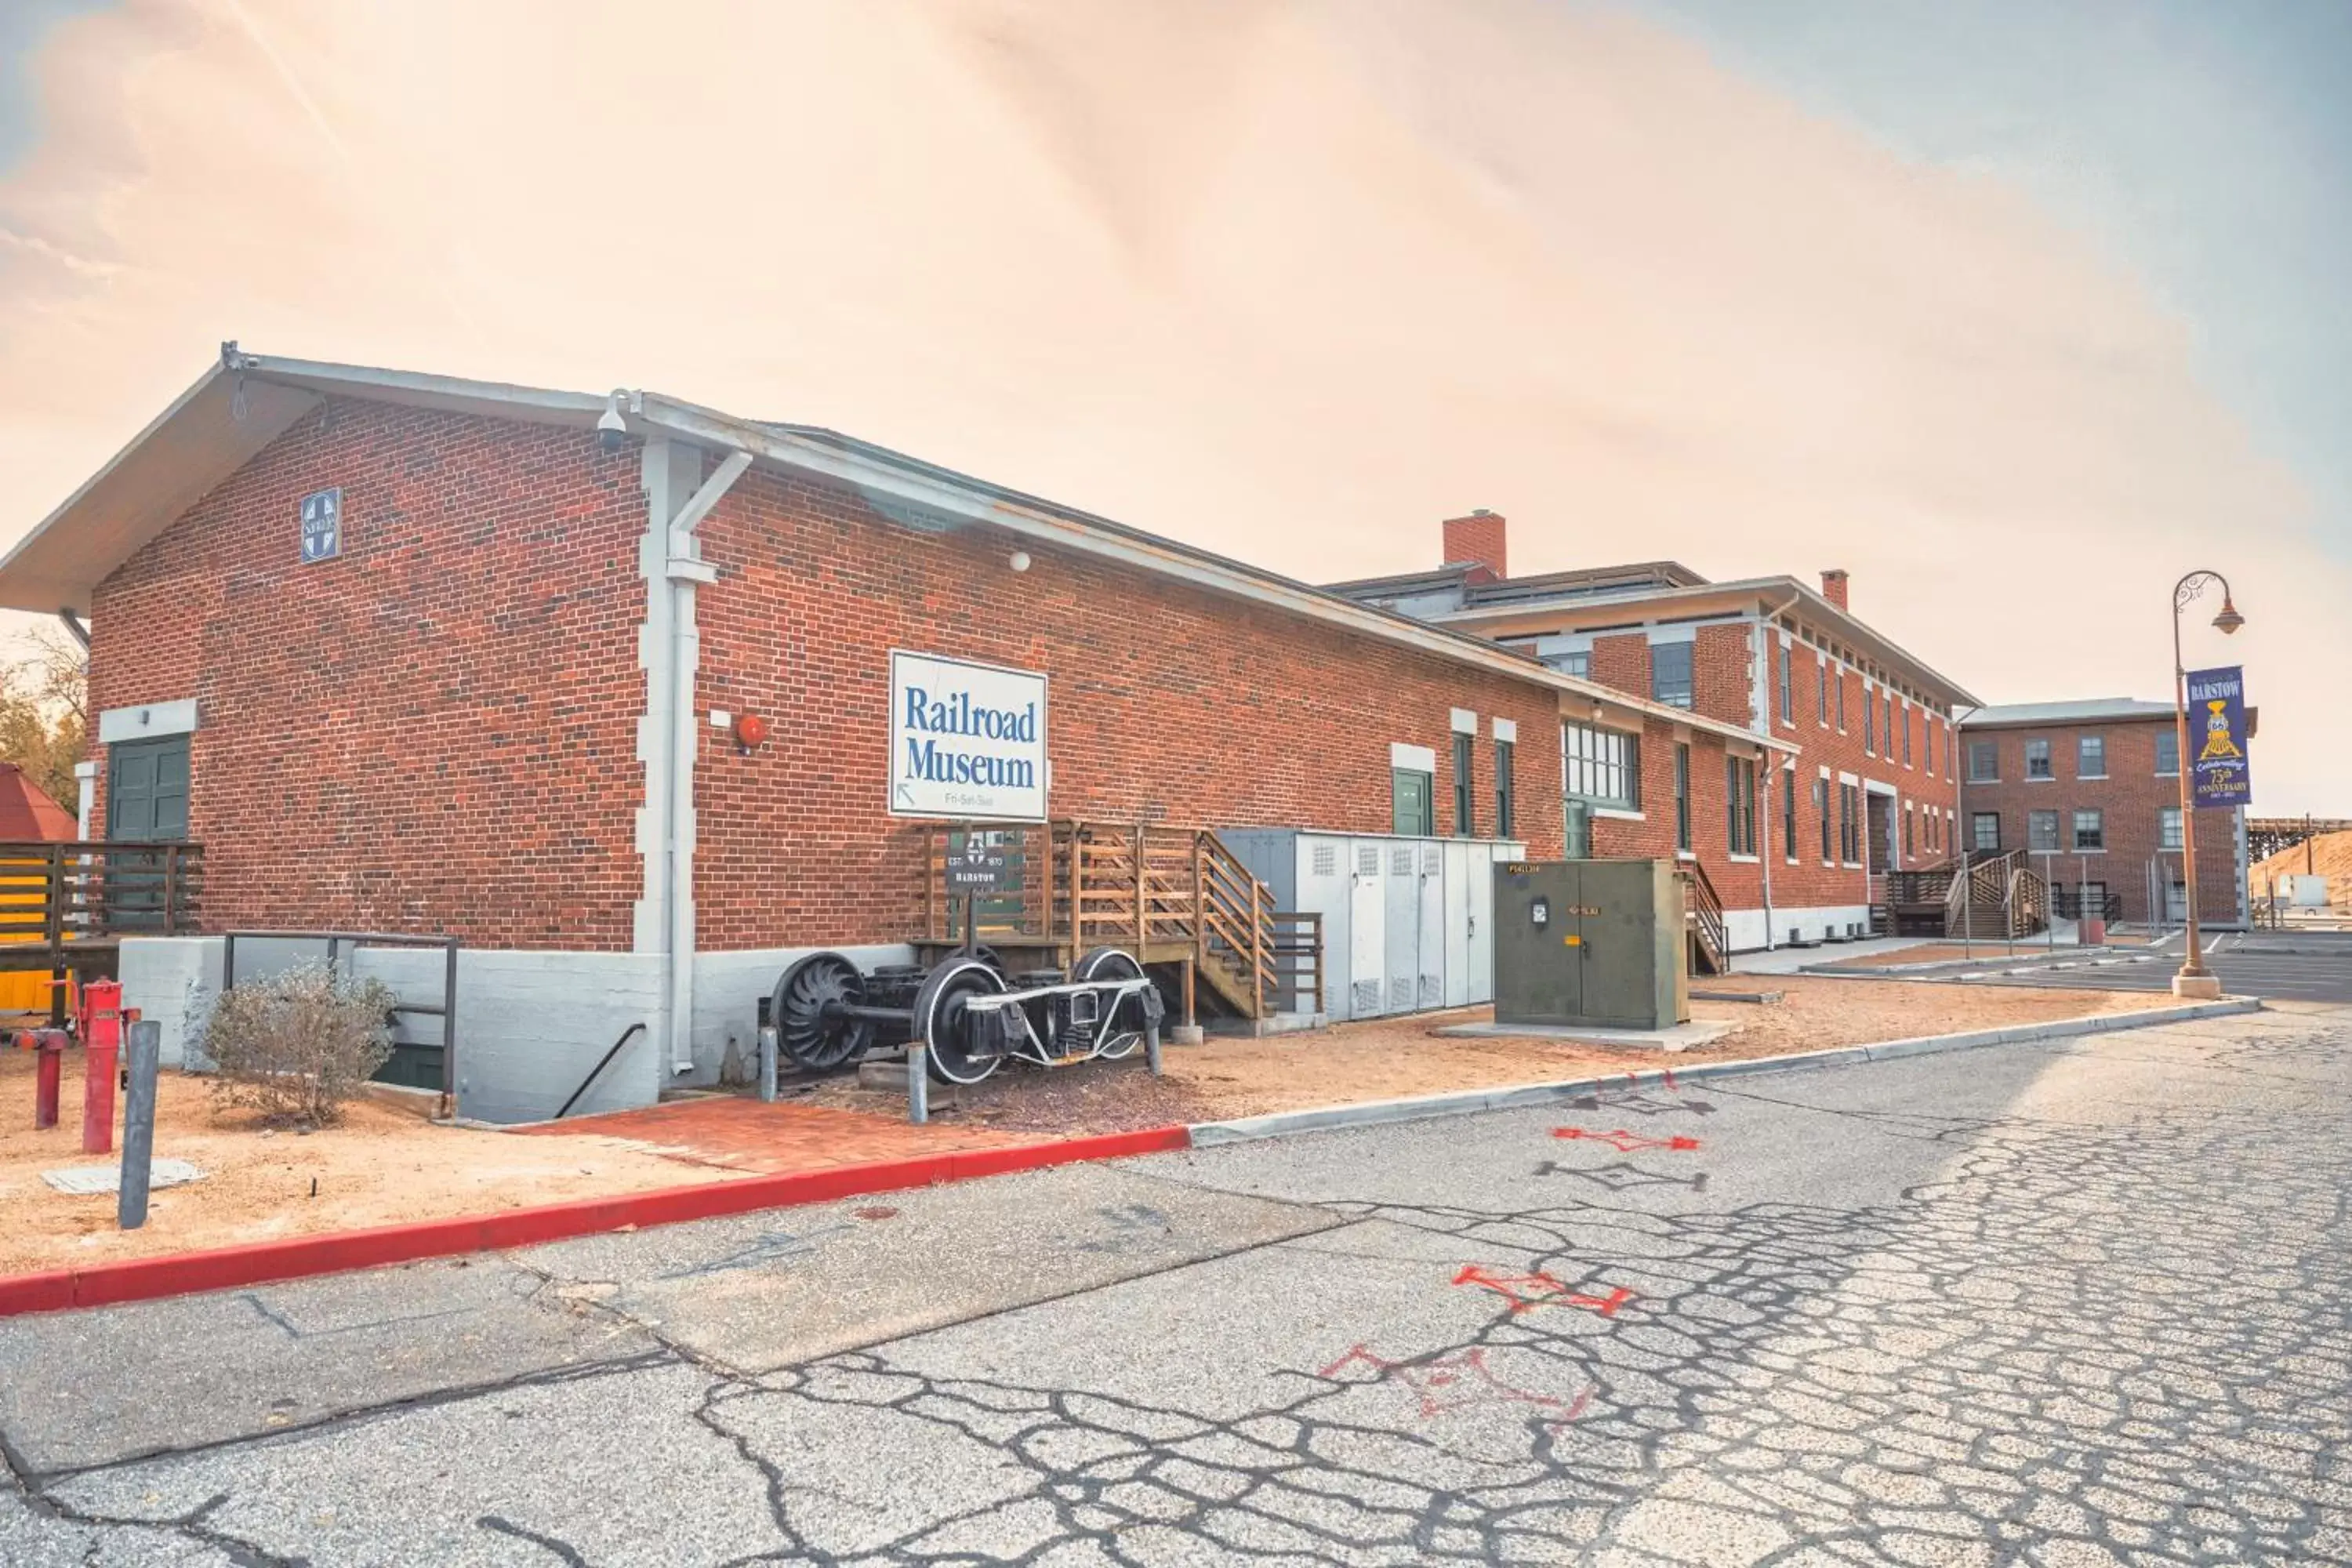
[2171,972,2225,1000]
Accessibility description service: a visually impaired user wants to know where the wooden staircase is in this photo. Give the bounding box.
[1675,860,1729,976]
[1880,853,2047,941]
[917,822,1322,1022]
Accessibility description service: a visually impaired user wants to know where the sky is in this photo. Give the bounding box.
[0,0,2343,812]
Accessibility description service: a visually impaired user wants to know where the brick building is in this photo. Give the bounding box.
[1955,699,2250,929]
[0,349,1779,1117]
[1330,516,1977,950]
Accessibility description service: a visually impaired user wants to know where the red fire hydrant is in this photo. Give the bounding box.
[82,978,123,1155]
[32,1029,67,1130]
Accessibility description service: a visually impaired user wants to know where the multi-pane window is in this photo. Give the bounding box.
[1651,641,1695,708]
[1777,648,1793,725]
[1453,733,1474,837]
[1904,808,1915,857]
[1674,744,1692,851]
[1839,784,1861,865]
[2071,809,2105,851]
[1495,740,1515,840]
[2154,728,2180,775]
[1783,771,1798,862]
[1546,648,1592,679]
[1926,718,1937,775]
[1864,688,1876,753]
[1835,672,1846,731]
[1393,769,1435,837]
[1967,741,1998,783]
[2078,735,2106,778]
[2024,739,2053,779]
[1901,704,1913,765]
[1973,812,2002,852]
[1817,663,1828,725]
[1817,778,1832,862]
[2159,807,2183,851]
[1562,721,1639,810]
[1726,756,1757,856]
[2027,809,2060,852]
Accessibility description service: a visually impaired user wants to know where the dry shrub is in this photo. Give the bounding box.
[201,960,396,1127]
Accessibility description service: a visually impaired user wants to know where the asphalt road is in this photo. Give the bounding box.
[4,1000,2350,1566]
[1958,931,2352,1004]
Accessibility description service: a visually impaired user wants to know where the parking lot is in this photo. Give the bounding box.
[1962,930,2352,1004]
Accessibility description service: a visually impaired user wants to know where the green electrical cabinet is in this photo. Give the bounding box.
[1494,859,1689,1030]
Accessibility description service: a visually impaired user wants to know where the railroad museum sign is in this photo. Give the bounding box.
[888,650,1049,822]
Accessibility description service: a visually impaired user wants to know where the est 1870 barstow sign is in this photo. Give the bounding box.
[888,650,1049,822]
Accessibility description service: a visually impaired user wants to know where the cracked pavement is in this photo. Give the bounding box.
[2,1003,2347,1565]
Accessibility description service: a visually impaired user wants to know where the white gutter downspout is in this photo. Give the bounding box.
[637,416,753,1079]
[1755,591,1801,950]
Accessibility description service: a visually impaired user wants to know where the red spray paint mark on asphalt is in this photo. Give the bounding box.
[1317,1343,1595,1426]
[1661,1068,1679,1090]
[1451,1265,1635,1317]
[1551,1128,1701,1153]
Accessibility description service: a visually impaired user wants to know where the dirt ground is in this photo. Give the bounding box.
[0,1047,755,1276]
[2251,829,2352,909]
[799,975,2198,1134]
[2,975,2195,1278]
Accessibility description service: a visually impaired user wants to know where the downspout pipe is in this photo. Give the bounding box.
[640,423,753,1079]
[1755,590,1801,949]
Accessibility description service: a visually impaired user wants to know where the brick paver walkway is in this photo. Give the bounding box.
[514,1095,1039,1176]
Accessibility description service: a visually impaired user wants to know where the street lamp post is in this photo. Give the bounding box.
[2170,570,2244,999]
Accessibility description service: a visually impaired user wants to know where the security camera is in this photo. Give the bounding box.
[597,392,628,455]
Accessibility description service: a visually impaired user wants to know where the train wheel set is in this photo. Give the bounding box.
[768,947,1165,1084]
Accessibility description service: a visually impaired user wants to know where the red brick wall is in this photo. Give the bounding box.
[1441,512,1508,579]
[1958,718,2241,924]
[87,401,648,946]
[686,468,1568,948]
[1572,624,1963,927]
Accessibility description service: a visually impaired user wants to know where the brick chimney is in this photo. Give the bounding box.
[1443,510,1508,583]
[1819,568,1850,612]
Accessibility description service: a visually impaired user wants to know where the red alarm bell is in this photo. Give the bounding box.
[731,713,769,753]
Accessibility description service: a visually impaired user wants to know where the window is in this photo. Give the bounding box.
[1864,687,1876,753]
[2154,728,2180,775]
[2027,809,2060,852]
[1817,663,1828,725]
[1816,778,1832,862]
[1901,704,1913,765]
[1546,648,1592,680]
[1563,721,1640,810]
[1783,771,1798,862]
[1973,812,2002,852]
[1835,671,1846,731]
[2078,734,2106,779]
[1674,744,1692,852]
[1777,648,1793,725]
[1495,739,1515,839]
[1945,728,1954,776]
[1452,733,1474,837]
[2071,808,2104,851]
[1392,769,1434,837]
[1651,641,1694,708]
[1926,718,1937,776]
[2159,807,2183,851]
[1726,756,1756,856]
[1839,783,1861,864]
[1966,741,1998,782]
[2024,739,2053,779]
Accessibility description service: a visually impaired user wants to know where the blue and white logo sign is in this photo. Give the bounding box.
[889,650,1048,822]
[299,488,343,564]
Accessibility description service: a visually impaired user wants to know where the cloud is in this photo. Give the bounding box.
[0,0,2339,808]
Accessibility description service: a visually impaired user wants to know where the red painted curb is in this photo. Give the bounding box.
[1,1123,1192,1319]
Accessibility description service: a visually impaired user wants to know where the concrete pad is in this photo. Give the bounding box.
[514,1163,1336,1374]
[0,1256,663,1475]
[1433,1018,1735,1051]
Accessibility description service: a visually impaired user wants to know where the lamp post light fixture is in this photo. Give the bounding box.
[2169,570,2244,1000]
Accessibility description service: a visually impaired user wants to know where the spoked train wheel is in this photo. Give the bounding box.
[1072,946,1149,1060]
[770,952,873,1073]
[913,957,1009,1084]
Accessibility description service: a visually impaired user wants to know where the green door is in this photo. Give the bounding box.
[1392,770,1433,837]
[105,735,190,931]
